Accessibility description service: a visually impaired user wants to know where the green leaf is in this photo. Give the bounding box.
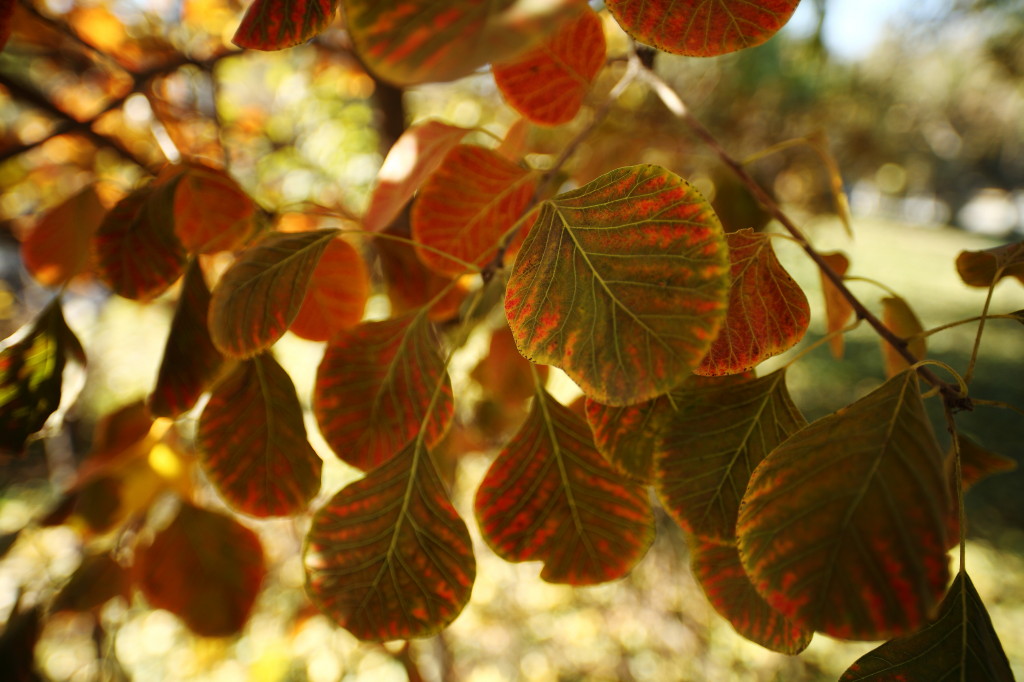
[475,389,655,585]
[314,314,453,471]
[233,0,338,50]
[841,571,1014,681]
[209,229,339,358]
[657,369,806,543]
[505,165,730,406]
[737,370,952,640]
[304,440,476,641]
[198,353,322,517]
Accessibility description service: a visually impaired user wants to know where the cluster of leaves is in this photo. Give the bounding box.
[2,0,1024,679]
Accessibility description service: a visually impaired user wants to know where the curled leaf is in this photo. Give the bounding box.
[955,241,1024,288]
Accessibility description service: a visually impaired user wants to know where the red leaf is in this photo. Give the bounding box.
[173,163,257,254]
[22,186,105,287]
[955,240,1024,288]
[135,503,265,637]
[0,0,13,50]
[696,229,810,376]
[412,145,537,277]
[289,238,369,341]
[314,314,453,471]
[584,394,669,483]
[493,7,606,126]
[944,435,1017,548]
[233,0,337,50]
[198,353,322,517]
[470,325,546,408]
[475,390,654,585]
[375,224,469,322]
[880,296,926,378]
[304,440,476,641]
[820,251,853,359]
[607,0,800,57]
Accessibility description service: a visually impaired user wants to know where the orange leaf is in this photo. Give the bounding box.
[233,0,337,50]
[880,296,926,378]
[173,163,257,254]
[375,225,469,322]
[584,394,670,483]
[470,325,546,408]
[955,241,1024,288]
[22,186,105,287]
[820,251,853,359]
[289,238,369,341]
[493,7,606,126]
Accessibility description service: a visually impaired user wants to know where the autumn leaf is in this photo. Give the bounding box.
[606,0,801,57]
[289,238,369,341]
[375,223,469,321]
[172,163,257,254]
[737,370,951,640]
[819,251,853,359]
[471,325,548,409]
[475,389,654,585]
[945,435,1017,548]
[52,552,130,614]
[584,394,670,483]
[22,185,105,287]
[304,439,475,641]
[696,229,810,376]
[880,296,926,378]
[505,164,730,406]
[955,240,1024,288]
[233,0,337,50]
[0,0,13,50]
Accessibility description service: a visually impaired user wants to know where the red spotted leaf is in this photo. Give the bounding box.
[475,390,654,585]
[696,229,810,376]
[149,260,225,418]
[209,229,338,358]
[841,571,1014,682]
[173,163,257,254]
[22,185,105,287]
[233,0,337,50]
[289,238,369,341]
[820,251,853,359]
[657,369,805,542]
[364,121,471,233]
[584,394,671,483]
[955,241,1024,288]
[737,370,952,640]
[691,538,812,655]
[880,296,926,378]
[412,145,538,277]
[493,7,606,126]
[304,439,476,641]
[505,164,730,406]
[198,353,322,517]
[606,0,800,57]
[314,314,453,471]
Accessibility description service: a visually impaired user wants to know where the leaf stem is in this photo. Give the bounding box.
[963,270,1000,385]
[910,313,1018,341]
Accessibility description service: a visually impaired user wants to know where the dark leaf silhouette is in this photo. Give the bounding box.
[52,552,130,614]
[234,0,337,50]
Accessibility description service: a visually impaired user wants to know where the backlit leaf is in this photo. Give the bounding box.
[304,440,476,641]
[657,369,805,543]
[471,325,548,409]
[173,163,257,254]
[696,229,810,376]
[209,229,338,358]
[342,0,587,86]
[314,314,453,471]
[412,145,538,277]
[135,502,264,637]
[820,251,853,359]
[690,538,812,655]
[880,296,926,378]
[584,394,670,483]
[198,353,322,517]
[149,260,225,418]
[737,370,951,640]
[606,0,801,57]
[233,0,337,50]
[493,7,606,126]
[505,164,730,406]
[376,224,469,321]
[288,238,369,341]
[22,185,105,287]
[475,390,654,584]
[364,121,470,233]
[955,241,1024,288]
[841,571,1014,682]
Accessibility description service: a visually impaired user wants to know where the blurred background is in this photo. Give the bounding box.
[1,0,1022,680]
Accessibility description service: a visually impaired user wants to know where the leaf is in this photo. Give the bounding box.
[955,241,1024,288]
[493,7,606,126]
[209,229,338,358]
[0,299,85,456]
[820,251,853,359]
[696,229,810,376]
[584,394,669,483]
[22,185,105,287]
[471,325,547,408]
[135,502,265,637]
[197,353,322,517]
[690,538,812,655]
[737,370,952,640]
[149,260,225,418]
[173,163,257,254]
[376,223,469,321]
[475,390,655,585]
[233,0,337,50]
[657,369,806,542]
[52,553,130,614]
[880,296,926,378]
[304,439,476,641]
[841,571,1014,682]
[314,314,453,471]
[93,182,188,301]
[363,121,471,233]
[411,145,537,277]
[342,0,587,86]
[288,238,369,341]
[606,0,801,57]
[944,435,1017,549]
[0,0,13,50]
[505,164,731,406]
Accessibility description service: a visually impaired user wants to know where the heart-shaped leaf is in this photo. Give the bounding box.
[737,370,951,640]
[22,185,105,287]
[955,241,1024,288]
[172,163,257,254]
[505,164,730,406]
[304,440,476,641]
[209,229,338,358]
[606,0,801,57]
[198,353,322,517]
[475,389,655,585]
[314,314,453,471]
[288,237,369,341]
[880,296,926,378]
[233,0,337,50]
[820,251,853,359]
